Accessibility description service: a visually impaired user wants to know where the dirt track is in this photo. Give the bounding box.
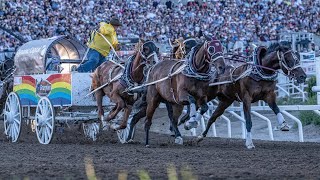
[1,119,320,180]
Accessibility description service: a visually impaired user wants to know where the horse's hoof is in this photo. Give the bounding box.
[145,144,150,148]
[170,131,175,137]
[110,124,120,131]
[197,135,204,142]
[101,121,110,131]
[280,122,290,131]
[246,143,255,149]
[184,121,198,130]
[174,136,183,145]
[127,139,134,143]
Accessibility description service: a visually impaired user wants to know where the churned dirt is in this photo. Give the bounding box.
[0,108,320,180]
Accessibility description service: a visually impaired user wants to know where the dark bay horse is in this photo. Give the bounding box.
[143,38,226,146]
[198,42,306,149]
[91,40,159,130]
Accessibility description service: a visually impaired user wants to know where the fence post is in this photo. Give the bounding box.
[316,57,320,105]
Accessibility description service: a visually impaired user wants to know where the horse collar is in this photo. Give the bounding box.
[250,47,278,81]
[120,55,137,88]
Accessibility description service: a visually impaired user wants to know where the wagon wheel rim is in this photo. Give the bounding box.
[83,123,99,141]
[3,92,22,142]
[117,117,135,144]
[35,97,55,144]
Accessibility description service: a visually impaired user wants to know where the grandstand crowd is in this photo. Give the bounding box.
[1,0,320,52]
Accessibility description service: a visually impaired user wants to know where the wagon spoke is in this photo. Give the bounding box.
[41,128,46,143]
[13,123,19,135]
[14,113,20,118]
[10,124,16,139]
[12,124,18,141]
[45,127,51,140]
[6,124,11,135]
[6,101,11,111]
[46,121,53,130]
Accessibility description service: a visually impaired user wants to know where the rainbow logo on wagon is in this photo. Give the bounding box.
[13,74,72,106]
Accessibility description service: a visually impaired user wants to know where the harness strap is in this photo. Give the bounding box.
[127,62,186,92]
[169,61,185,105]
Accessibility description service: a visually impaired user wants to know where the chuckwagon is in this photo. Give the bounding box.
[3,35,132,144]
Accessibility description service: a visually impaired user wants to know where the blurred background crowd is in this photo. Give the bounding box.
[1,0,320,53]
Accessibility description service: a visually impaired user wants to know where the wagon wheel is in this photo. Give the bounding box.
[3,92,22,142]
[35,97,55,144]
[83,122,99,141]
[117,112,135,144]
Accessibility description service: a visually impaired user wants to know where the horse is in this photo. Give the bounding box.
[122,37,199,142]
[143,37,226,146]
[169,38,198,60]
[91,40,159,130]
[197,42,306,149]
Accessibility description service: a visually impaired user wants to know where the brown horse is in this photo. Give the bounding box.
[122,37,199,142]
[198,42,306,149]
[143,37,226,146]
[91,40,159,130]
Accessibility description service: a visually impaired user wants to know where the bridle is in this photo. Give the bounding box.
[277,49,301,77]
[138,41,159,65]
[203,40,224,64]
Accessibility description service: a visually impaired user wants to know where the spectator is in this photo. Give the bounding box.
[0,0,319,54]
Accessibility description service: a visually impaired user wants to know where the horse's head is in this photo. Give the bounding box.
[170,38,198,60]
[271,42,306,83]
[203,36,225,75]
[137,40,159,66]
[183,38,197,56]
[169,38,185,59]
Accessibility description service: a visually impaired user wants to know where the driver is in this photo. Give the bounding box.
[77,17,121,72]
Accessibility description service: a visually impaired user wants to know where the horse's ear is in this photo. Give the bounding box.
[168,39,174,47]
[204,34,211,41]
[89,73,93,78]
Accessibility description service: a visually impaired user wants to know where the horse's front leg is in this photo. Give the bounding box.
[165,102,175,136]
[243,94,254,149]
[265,92,289,131]
[117,105,132,130]
[95,89,108,130]
[105,94,125,122]
[198,98,233,142]
[171,104,184,144]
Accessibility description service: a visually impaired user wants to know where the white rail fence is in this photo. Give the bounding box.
[175,55,320,143]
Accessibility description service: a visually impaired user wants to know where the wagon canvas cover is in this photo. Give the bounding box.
[14,36,86,75]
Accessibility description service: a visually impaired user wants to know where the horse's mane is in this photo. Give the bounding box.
[267,41,291,53]
[192,41,204,52]
[267,43,281,53]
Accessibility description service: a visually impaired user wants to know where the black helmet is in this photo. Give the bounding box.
[110,17,122,26]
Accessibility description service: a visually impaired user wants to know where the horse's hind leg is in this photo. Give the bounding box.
[171,104,184,144]
[198,99,233,141]
[265,92,289,131]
